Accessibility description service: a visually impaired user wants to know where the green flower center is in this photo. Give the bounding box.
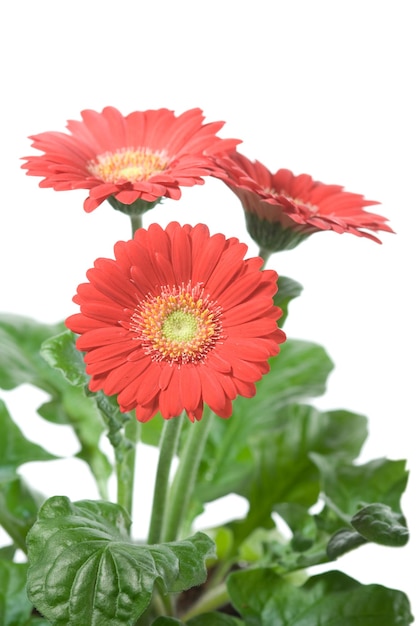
[162,311,199,343]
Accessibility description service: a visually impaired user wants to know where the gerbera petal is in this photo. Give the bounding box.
[186,401,204,422]
[233,378,257,398]
[103,358,150,396]
[198,366,231,415]
[179,365,202,412]
[134,397,160,423]
[76,327,130,349]
[223,297,277,326]
[159,373,184,419]
[170,222,192,284]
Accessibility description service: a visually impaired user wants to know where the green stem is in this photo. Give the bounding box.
[206,558,236,589]
[258,246,272,266]
[180,583,230,621]
[162,412,214,542]
[147,415,184,545]
[116,415,139,520]
[131,213,143,236]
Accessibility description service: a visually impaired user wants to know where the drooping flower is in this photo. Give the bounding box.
[215,152,394,252]
[65,222,285,422]
[21,107,241,214]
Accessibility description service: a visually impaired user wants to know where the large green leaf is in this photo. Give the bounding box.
[240,406,367,504]
[227,568,414,625]
[0,560,34,626]
[0,316,112,496]
[27,496,215,626]
[0,546,16,560]
[312,454,409,519]
[313,456,409,560]
[0,399,57,478]
[0,474,44,552]
[41,329,137,497]
[203,406,367,549]
[0,314,64,392]
[233,338,334,419]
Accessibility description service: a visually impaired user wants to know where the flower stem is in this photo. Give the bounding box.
[131,214,143,236]
[180,582,230,621]
[147,415,184,545]
[258,246,272,266]
[162,411,214,542]
[116,415,139,520]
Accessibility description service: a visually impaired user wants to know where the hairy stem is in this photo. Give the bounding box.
[180,583,230,621]
[147,415,184,545]
[131,214,143,236]
[116,415,139,520]
[162,412,214,542]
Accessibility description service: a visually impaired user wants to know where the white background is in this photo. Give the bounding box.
[1,0,417,618]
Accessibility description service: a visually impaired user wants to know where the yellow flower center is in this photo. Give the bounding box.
[131,282,223,364]
[87,147,169,183]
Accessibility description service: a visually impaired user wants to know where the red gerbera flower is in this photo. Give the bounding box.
[21,107,241,214]
[65,222,285,422]
[215,153,394,251]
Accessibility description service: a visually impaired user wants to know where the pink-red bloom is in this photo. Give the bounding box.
[65,222,285,422]
[21,107,241,213]
[215,153,393,250]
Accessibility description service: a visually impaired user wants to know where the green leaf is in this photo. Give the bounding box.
[238,526,288,565]
[226,406,368,548]
[0,546,16,560]
[312,455,409,520]
[327,528,368,559]
[274,503,318,552]
[38,388,112,500]
[0,314,65,392]
[0,560,34,626]
[227,568,414,625]
[0,315,111,496]
[274,276,303,328]
[0,399,57,478]
[41,330,88,387]
[27,496,215,626]
[140,413,167,447]
[351,503,409,547]
[234,339,334,418]
[37,326,140,486]
[0,474,44,552]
